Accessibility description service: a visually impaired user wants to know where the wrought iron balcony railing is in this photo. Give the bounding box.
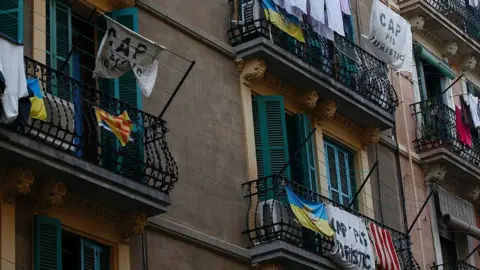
[425,0,480,43]
[431,261,480,269]
[9,56,179,194]
[227,0,399,114]
[243,174,420,269]
[411,98,480,167]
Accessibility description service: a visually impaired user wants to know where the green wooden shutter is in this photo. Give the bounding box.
[111,8,144,181]
[34,216,62,270]
[324,141,355,208]
[81,238,109,270]
[0,0,23,43]
[48,0,72,100]
[252,96,290,199]
[295,114,318,192]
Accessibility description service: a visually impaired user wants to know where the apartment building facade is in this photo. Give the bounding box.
[0,0,436,270]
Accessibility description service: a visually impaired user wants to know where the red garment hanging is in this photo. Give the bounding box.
[456,106,473,148]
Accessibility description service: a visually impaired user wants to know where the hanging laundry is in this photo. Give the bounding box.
[285,187,334,237]
[369,222,401,270]
[309,0,325,24]
[289,0,308,21]
[466,94,480,128]
[94,107,133,147]
[460,96,477,137]
[325,0,345,36]
[456,106,473,148]
[0,37,29,124]
[469,0,479,7]
[327,204,374,269]
[27,78,47,121]
[340,0,351,15]
[93,16,165,98]
[263,0,306,42]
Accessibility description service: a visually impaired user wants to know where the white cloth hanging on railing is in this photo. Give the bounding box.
[0,38,28,124]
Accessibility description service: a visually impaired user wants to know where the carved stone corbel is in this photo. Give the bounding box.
[441,41,458,58]
[314,100,336,121]
[461,55,477,71]
[250,264,261,270]
[34,180,67,215]
[409,16,425,31]
[361,128,381,145]
[120,212,148,240]
[0,167,35,204]
[242,59,267,85]
[423,164,447,183]
[470,186,480,200]
[296,90,319,110]
[234,58,245,73]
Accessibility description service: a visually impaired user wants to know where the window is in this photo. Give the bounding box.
[0,0,23,43]
[251,95,318,196]
[324,140,357,208]
[34,216,110,270]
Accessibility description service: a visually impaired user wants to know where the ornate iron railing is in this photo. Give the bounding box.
[431,261,480,269]
[227,0,399,113]
[9,56,179,194]
[411,98,480,167]
[242,174,420,269]
[425,0,480,43]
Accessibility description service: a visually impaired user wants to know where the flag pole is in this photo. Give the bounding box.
[159,61,196,118]
[348,161,378,208]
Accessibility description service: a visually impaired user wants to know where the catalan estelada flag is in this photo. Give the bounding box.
[285,187,334,237]
[263,0,305,43]
[94,107,132,147]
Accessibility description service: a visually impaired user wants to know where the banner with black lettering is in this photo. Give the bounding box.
[327,205,375,269]
[367,0,412,72]
[93,16,165,97]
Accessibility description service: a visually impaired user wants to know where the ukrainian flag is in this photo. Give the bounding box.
[263,0,305,43]
[285,187,334,237]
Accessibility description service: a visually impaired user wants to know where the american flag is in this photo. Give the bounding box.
[369,222,401,270]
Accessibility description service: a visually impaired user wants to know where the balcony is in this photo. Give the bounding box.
[227,0,398,130]
[398,0,480,62]
[411,98,480,193]
[0,56,178,216]
[243,174,418,269]
[432,261,480,269]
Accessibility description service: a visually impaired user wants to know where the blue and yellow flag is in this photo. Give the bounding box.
[262,0,305,43]
[285,187,334,237]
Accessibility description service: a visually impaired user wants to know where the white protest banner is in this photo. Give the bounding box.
[367,0,412,72]
[93,16,165,97]
[327,204,375,269]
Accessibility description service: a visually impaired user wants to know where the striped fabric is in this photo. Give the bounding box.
[94,107,132,147]
[369,222,401,270]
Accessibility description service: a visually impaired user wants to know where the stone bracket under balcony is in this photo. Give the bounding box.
[250,241,338,269]
[233,37,395,130]
[0,128,170,216]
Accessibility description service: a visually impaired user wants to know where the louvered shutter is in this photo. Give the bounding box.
[324,141,356,208]
[34,216,62,270]
[47,0,72,100]
[81,238,109,270]
[111,8,144,181]
[295,114,318,192]
[0,0,23,42]
[252,96,290,200]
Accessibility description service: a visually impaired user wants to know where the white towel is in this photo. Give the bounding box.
[289,0,308,20]
[325,0,345,36]
[309,0,325,24]
[340,0,351,14]
[0,38,28,124]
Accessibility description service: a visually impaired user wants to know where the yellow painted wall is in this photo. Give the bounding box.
[240,60,374,218]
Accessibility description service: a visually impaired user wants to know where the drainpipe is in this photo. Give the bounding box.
[395,70,426,268]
